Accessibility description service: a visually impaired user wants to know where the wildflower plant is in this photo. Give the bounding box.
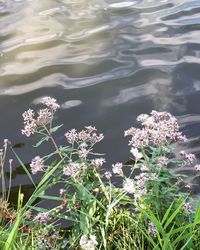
[1,97,200,249]
[21,99,200,249]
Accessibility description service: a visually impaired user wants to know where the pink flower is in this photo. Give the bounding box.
[125,111,183,148]
[91,158,105,168]
[22,109,37,137]
[65,129,78,144]
[156,156,168,168]
[41,97,60,111]
[183,202,192,213]
[36,213,51,224]
[30,156,44,174]
[78,148,89,158]
[63,162,85,176]
[36,108,51,125]
[180,151,196,164]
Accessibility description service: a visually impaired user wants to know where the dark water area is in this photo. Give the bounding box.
[0,0,200,200]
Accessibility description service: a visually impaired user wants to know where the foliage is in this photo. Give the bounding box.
[0,97,200,249]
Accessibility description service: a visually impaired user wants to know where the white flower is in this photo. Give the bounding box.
[105,171,112,179]
[141,164,149,171]
[194,164,200,171]
[112,162,123,175]
[80,235,98,250]
[123,178,135,193]
[148,221,156,237]
[130,148,143,161]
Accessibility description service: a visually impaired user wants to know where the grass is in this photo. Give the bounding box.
[0,97,200,249]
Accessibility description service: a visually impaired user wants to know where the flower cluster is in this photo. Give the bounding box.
[112,162,123,175]
[65,127,104,161]
[130,147,143,161]
[125,111,187,148]
[80,235,98,250]
[65,126,104,145]
[22,97,59,137]
[180,151,196,164]
[194,164,200,171]
[148,221,157,237]
[36,212,52,224]
[134,172,158,198]
[183,202,193,213]
[30,156,44,175]
[63,162,87,177]
[91,158,106,168]
[21,109,37,137]
[123,178,135,193]
[104,171,112,179]
[156,156,168,168]
[41,97,60,111]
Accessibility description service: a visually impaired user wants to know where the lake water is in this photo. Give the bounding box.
[0,0,200,198]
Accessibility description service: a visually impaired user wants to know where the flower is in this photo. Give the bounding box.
[135,173,148,187]
[78,148,89,158]
[65,129,78,144]
[41,96,60,111]
[194,164,200,171]
[183,202,193,213]
[59,189,65,196]
[22,109,37,137]
[180,151,196,164]
[148,221,157,237]
[130,147,143,161]
[141,164,149,171]
[156,156,168,168]
[112,162,123,175]
[22,97,60,137]
[85,126,97,133]
[123,178,135,193]
[80,235,98,250]
[30,156,44,174]
[36,213,51,224]
[65,127,104,145]
[63,163,86,176]
[104,171,112,179]
[125,111,184,148]
[36,108,51,125]
[91,158,105,168]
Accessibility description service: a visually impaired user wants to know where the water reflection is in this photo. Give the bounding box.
[0,0,200,195]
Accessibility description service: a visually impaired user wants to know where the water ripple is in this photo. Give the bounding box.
[0,0,200,186]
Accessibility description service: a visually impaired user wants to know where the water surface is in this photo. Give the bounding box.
[0,0,200,196]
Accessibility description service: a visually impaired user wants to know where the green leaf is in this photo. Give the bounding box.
[11,148,36,187]
[33,136,49,147]
[164,201,184,229]
[50,124,63,133]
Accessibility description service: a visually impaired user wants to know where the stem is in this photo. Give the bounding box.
[43,125,63,160]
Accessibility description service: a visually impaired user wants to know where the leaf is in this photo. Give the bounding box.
[50,124,63,133]
[4,190,22,250]
[35,195,63,201]
[33,136,49,147]
[11,148,36,187]
[164,201,184,229]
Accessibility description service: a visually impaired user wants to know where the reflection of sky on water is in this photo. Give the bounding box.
[0,0,200,193]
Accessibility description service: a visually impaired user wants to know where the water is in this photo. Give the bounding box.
[0,0,200,197]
